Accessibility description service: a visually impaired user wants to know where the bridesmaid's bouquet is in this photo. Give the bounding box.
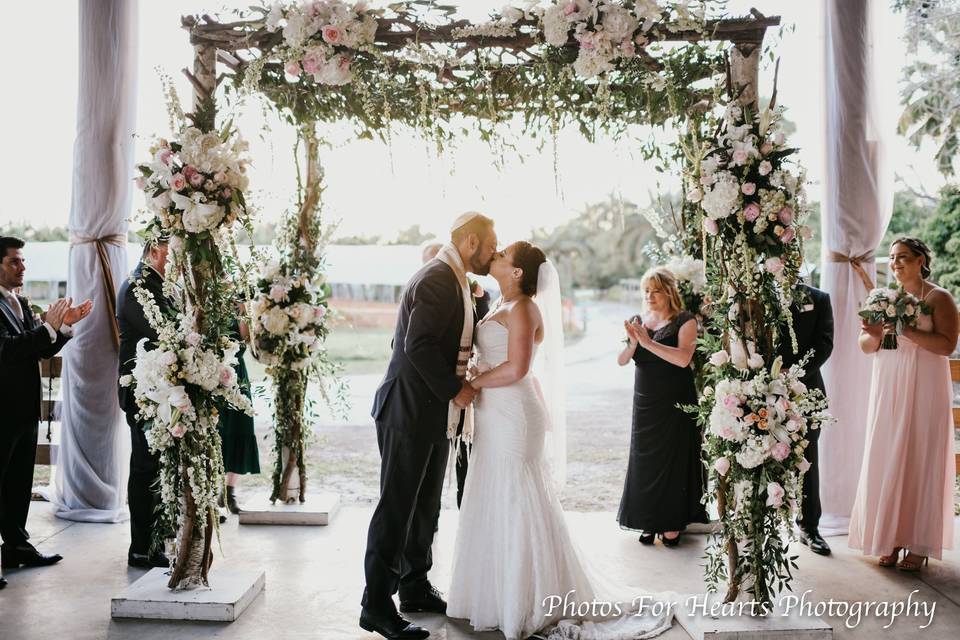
[858,286,927,350]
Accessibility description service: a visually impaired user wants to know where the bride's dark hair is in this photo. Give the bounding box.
[511,241,547,297]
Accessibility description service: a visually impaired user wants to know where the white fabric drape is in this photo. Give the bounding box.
[50,0,139,523]
[818,0,895,535]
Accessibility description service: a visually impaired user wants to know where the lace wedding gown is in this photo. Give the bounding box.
[447,320,673,640]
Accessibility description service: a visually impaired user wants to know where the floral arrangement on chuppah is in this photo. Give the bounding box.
[125,94,256,590]
[248,128,345,504]
[683,97,831,605]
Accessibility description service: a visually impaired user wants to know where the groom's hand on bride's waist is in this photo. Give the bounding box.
[452,380,477,408]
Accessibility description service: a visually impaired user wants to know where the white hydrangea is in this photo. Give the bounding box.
[701,172,741,220]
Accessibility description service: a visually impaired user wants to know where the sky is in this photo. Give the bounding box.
[0,1,947,245]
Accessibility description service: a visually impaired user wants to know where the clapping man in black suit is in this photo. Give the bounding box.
[0,236,92,588]
[117,238,174,569]
[778,280,834,555]
[361,214,497,640]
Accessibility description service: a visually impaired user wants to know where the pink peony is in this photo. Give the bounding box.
[285,60,302,77]
[703,218,719,236]
[764,256,785,276]
[321,25,343,44]
[797,457,811,473]
[741,182,756,196]
[778,206,794,225]
[713,457,731,476]
[765,482,785,507]
[770,442,791,462]
[743,202,761,222]
[779,226,796,244]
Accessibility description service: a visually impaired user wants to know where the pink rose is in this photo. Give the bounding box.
[797,458,811,473]
[760,142,773,156]
[321,25,342,45]
[218,365,237,388]
[779,226,796,244]
[182,165,197,179]
[770,442,790,462]
[765,482,785,507]
[564,1,579,16]
[188,171,205,188]
[703,218,719,236]
[302,49,324,75]
[170,424,186,438]
[732,149,749,165]
[158,148,174,165]
[620,39,636,58]
[777,206,794,225]
[743,203,761,222]
[741,182,756,196]
[713,457,731,476]
[285,60,302,77]
[764,257,785,276]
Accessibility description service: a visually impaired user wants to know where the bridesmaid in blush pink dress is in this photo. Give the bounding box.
[849,237,959,571]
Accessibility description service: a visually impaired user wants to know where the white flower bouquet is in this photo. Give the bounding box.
[858,285,928,350]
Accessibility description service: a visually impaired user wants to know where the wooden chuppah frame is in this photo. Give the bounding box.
[177,6,780,601]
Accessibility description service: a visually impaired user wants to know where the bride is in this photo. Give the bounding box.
[447,241,672,640]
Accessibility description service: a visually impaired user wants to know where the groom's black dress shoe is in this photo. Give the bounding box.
[799,529,831,556]
[128,551,170,569]
[359,608,430,639]
[0,544,62,569]
[399,583,447,614]
[0,576,7,589]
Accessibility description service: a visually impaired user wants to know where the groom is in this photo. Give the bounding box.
[361,213,497,640]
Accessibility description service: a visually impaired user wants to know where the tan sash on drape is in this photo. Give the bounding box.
[70,233,126,351]
[827,250,875,293]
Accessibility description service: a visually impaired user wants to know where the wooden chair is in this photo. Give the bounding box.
[36,356,62,465]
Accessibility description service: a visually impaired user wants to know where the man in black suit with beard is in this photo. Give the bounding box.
[117,238,174,569]
[778,280,834,556]
[0,236,92,588]
[361,214,497,640]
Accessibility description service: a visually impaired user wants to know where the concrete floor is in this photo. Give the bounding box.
[2,503,959,639]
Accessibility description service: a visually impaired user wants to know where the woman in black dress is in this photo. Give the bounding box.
[616,267,708,546]
[218,314,260,515]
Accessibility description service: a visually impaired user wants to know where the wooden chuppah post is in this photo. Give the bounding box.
[717,23,765,605]
[166,33,220,591]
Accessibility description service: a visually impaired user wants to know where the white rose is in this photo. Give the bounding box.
[262,306,289,335]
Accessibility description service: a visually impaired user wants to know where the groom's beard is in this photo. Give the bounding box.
[468,252,492,276]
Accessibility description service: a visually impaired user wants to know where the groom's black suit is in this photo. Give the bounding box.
[364,258,471,613]
[776,284,833,533]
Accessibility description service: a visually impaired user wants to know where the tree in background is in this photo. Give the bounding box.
[387,224,435,246]
[921,186,960,292]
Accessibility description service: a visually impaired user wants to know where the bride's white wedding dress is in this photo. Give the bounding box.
[447,319,673,640]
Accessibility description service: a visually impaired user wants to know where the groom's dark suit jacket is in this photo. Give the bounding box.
[372,259,472,443]
[776,284,833,439]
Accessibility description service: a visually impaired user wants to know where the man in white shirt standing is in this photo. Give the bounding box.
[0,236,92,589]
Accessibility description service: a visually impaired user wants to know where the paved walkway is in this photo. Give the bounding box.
[2,503,959,639]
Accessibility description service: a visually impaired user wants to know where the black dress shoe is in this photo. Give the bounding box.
[638,531,657,545]
[1,544,63,568]
[359,607,430,639]
[0,576,7,589]
[399,583,447,614]
[799,529,831,556]
[661,532,682,547]
[128,551,170,569]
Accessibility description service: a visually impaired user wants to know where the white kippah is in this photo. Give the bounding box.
[450,211,484,233]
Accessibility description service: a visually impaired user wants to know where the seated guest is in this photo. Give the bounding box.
[777,280,833,555]
[117,238,174,568]
[0,236,92,584]
[616,266,708,546]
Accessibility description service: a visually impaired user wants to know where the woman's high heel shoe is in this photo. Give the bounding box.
[638,532,656,545]
[661,532,681,547]
[897,553,929,572]
[879,547,903,567]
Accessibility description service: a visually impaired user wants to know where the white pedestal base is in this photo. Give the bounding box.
[238,491,340,526]
[110,567,265,621]
[673,593,832,640]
